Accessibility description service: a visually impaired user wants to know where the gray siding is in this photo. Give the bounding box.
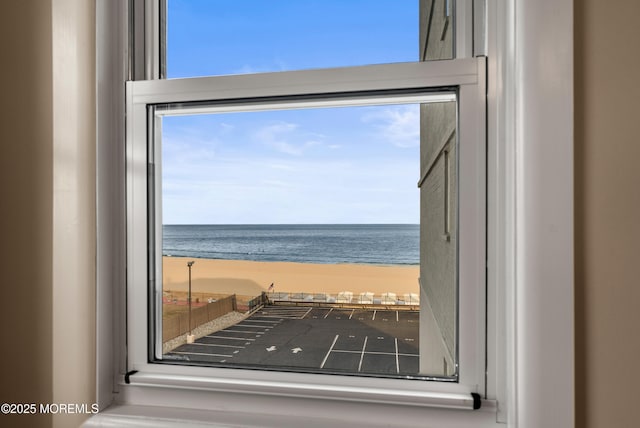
[419,0,453,61]
[419,101,457,375]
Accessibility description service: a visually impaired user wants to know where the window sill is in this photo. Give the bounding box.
[125,370,480,410]
[84,400,499,428]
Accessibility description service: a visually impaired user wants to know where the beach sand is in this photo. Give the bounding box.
[163,256,419,298]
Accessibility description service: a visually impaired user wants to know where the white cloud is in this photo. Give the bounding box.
[254,122,324,156]
[235,59,288,75]
[363,105,420,148]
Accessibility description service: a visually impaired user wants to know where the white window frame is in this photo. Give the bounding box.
[91,0,574,427]
[126,56,486,398]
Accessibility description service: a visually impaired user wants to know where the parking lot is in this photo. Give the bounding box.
[166,305,420,376]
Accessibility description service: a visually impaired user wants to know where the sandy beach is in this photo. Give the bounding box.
[163,256,419,298]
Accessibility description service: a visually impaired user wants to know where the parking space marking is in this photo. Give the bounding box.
[395,338,399,373]
[235,324,272,329]
[190,342,245,349]
[175,307,419,375]
[242,319,280,324]
[320,335,339,369]
[205,335,255,341]
[170,351,233,358]
[216,329,259,334]
[358,336,368,372]
[329,350,418,357]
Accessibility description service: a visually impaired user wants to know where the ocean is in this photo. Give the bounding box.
[163,224,419,266]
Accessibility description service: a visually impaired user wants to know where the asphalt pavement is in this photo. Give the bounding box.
[166,305,420,376]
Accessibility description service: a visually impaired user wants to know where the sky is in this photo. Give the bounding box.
[163,0,421,225]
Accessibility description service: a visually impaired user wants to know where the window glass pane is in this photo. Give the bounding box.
[166,0,419,78]
[156,95,457,380]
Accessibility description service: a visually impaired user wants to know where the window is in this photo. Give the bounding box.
[126,0,485,400]
[92,0,575,426]
[128,54,485,388]
[156,94,455,379]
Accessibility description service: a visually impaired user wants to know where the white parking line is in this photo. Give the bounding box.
[358,336,368,372]
[223,329,267,334]
[262,310,306,315]
[372,310,377,321]
[349,309,354,320]
[324,308,334,319]
[255,315,295,319]
[300,307,313,319]
[170,351,232,358]
[190,343,245,349]
[329,349,419,357]
[395,338,399,373]
[320,335,339,369]
[396,311,399,322]
[205,335,255,341]
[243,319,280,324]
[235,324,272,329]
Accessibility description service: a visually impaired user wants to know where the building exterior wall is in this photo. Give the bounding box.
[419,102,457,375]
[418,0,456,376]
[420,0,454,60]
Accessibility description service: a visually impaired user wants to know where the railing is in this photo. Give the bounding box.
[163,294,237,342]
[266,291,420,307]
[247,292,269,312]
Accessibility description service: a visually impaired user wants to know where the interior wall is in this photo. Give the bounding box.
[0,1,96,427]
[51,0,96,427]
[574,0,640,426]
[0,2,54,427]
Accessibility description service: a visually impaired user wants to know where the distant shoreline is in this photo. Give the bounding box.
[162,253,419,268]
[162,256,420,297]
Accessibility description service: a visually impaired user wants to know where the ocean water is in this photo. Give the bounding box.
[163,224,419,265]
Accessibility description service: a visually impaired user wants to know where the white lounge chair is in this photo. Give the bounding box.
[404,293,420,305]
[358,292,374,304]
[336,291,353,303]
[314,293,328,302]
[381,292,397,305]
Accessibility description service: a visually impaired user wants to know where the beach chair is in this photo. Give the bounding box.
[358,292,374,304]
[273,293,289,302]
[404,293,420,305]
[314,293,328,303]
[336,291,353,303]
[381,292,397,305]
[290,292,305,302]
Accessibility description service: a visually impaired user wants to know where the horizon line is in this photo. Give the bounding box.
[163,223,419,226]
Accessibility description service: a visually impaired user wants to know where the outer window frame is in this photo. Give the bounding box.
[92,1,574,427]
[125,57,486,407]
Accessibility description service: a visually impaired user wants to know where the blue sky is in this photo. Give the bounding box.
[163,1,420,224]
[167,0,418,78]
